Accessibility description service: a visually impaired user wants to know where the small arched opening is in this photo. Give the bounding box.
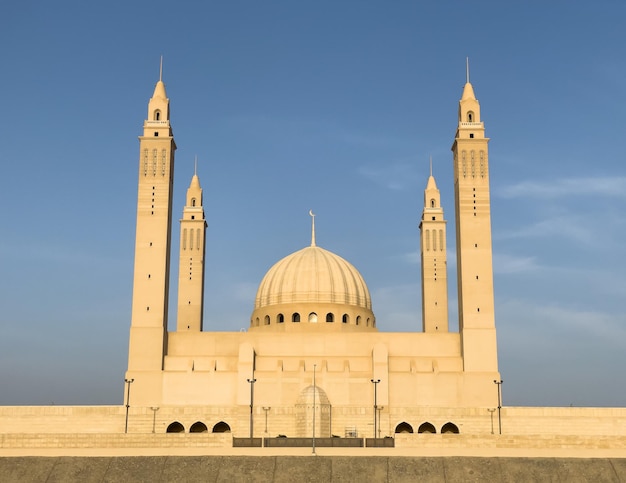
[264,315,270,325]
[467,111,474,122]
[356,316,361,326]
[292,313,300,322]
[154,110,161,121]
[191,198,196,207]
[308,312,318,323]
[395,422,414,434]
[430,199,436,208]
[441,422,460,434]
[212,421,231,433]
[342,314,349,324]
[326,313,334,323]
[166,421,185,433]
[190,421,208,433]
[417,422,436,434]
[277,313,284,323]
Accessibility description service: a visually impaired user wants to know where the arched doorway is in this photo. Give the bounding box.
[190,421,208,433]
[166,421,185,433]
[394,422,414,434]
[441,422,460,434]
[212,421,231,433]
[417,422,436,434]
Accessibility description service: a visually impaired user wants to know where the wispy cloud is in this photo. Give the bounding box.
[358,162,420,191]
[497,176,626,200]
[493,253,539,274]
[495,214,597,246]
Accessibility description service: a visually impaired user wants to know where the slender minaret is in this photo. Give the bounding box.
[176,162,207,331]
[451,60,498,372]
[419,158,449,332]
[127,63,176,387]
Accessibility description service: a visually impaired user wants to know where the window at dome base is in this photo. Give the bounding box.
[356,316,361,326]
[342,314,349,324]
[308,312,318,323]
[277,313,284,323]
[292,313,300,323]
[326,313,334,323]
[264,315,270,325]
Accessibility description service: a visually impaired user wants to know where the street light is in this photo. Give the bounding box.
[262,407,271,435]
[124,378,134,434]
[494,380,503,435]
[487,408,496,434]
[247,378,256,439]
[150,407,160,433]
[371,379,380,439]
[312,363,317,455]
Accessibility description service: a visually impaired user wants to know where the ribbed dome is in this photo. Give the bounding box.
[254,245,371,310]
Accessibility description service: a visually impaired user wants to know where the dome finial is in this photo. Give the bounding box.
[466,57,470,84]
[159,55,163,82]
[309,210,316,247]
[429,154,433,177]
[194,154,197,176]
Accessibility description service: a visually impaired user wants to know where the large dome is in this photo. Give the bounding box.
[255,245,371,310]
[250,244,376,331]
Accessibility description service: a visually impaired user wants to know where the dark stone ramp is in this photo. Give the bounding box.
[0,456,625,482]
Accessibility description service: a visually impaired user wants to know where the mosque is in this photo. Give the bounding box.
[1,68,624,458]
[124,68,499,438]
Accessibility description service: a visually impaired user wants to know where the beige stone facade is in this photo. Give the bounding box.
[1,68,624,458]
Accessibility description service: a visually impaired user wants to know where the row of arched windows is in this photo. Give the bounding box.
[254,312,374,327]
[166,420,231,434]
[395,421,459,434]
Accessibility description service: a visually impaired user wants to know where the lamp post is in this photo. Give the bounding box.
[312,363,317,455]
[494,380,503,435]
[487,408,496,434]
[262,407,271,435]
[371,379,380,439]
[124,378,134,434]
[377,406,384,438]
[150,407,159,433]
[247,378,256,439]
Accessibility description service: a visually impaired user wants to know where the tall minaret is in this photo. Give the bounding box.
[176,164,207,331]
[127,64,176,392]
[451,60,498,372]
[419,159,449,332]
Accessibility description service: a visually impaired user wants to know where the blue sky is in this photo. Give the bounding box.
[0,1,624,407]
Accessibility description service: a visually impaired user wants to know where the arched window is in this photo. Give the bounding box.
[191,198,196,207]
[441,422,460,434]
[394,422,414,434]
[264,315,270,325]
[467,111,474,122]
[166,421,185,433]
[212,421,231,433]
[292,313,300,323]
[342,314,349,324]
[366,318,370,327]
[430,199,435,208]
[326,313,334,323]
[356,316,361,326]
[190,421,208,433]
[277,313,284,323]
[308,312,318,323]
[255,317,260,326]
[154,110,161,121]
[418,422,436,434]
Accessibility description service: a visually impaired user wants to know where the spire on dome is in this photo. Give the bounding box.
[461,58,476,101]
[309,210,316,247]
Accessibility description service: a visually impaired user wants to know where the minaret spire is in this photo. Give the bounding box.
[159,55,163,82]
[466,57,470,84]
[309,210,316,247]
[429,155,433,177]
[194,155,197,176]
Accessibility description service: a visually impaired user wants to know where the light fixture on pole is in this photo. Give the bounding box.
[124,378,134,434]
[370,379,380,439]
[494,380,503,435]
[150,407,160,433]
[312,363,317,455]
[247,378,256,439]
[262,407,271,435]
[487,408,496,435]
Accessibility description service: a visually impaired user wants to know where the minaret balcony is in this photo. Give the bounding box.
[145,120,169,127]
[459,121,483,128]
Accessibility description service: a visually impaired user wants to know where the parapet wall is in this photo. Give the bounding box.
[0,456,625,483]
